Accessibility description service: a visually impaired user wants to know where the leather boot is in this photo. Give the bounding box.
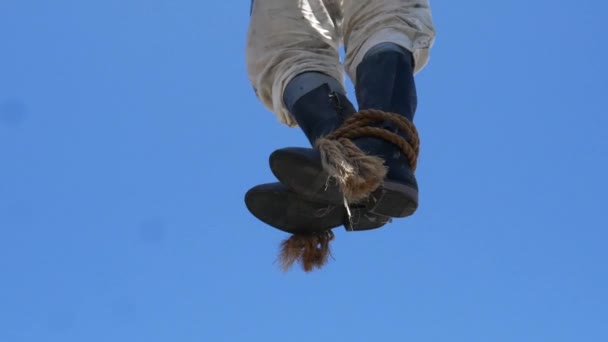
[245,182,390,234]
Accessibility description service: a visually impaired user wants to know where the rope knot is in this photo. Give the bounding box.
[314,109,420,203]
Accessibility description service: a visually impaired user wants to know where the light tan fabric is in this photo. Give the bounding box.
[246,0,435,126]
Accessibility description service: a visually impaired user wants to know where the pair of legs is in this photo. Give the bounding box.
[244,0,435,270]
[246,0,434,127]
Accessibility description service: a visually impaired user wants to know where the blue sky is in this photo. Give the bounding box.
[1,1,606,341]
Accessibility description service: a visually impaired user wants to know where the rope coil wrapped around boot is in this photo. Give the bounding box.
[314,109,420,202]
[278,110,419,273]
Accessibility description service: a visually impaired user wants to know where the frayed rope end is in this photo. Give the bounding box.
[278,231,335,272]
[315,137,387,203]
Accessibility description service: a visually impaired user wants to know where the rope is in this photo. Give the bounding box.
[326,109,420,171]
[313,109,419,203]
[278,230,335,272]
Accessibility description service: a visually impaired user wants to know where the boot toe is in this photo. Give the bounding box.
[245,182,345,234]
[269,147,343,204]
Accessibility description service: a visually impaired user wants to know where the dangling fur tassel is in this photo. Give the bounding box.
[278,231,335,272]
[315,137,387,202]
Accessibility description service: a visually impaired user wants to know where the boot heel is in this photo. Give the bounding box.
[366,181,418,218]
[344,205,391,231]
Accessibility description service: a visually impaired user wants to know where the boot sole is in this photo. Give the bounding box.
[270,148,418,218]
[245,183,389,234]
[367,181,418,218]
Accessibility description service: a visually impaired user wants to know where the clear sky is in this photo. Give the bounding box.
[1,1,607,341]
